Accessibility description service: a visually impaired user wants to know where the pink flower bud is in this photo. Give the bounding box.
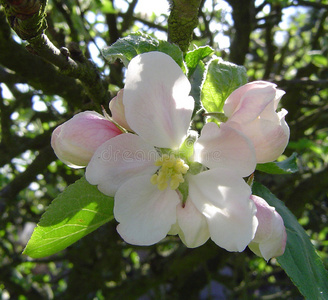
[109,89,132,131]
[223,81,290,163]
[248,195,287,261]
[51,111,122,168]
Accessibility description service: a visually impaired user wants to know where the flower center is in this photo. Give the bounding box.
[150,153,189,191]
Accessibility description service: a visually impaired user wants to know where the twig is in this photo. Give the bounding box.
[1,0,111,107]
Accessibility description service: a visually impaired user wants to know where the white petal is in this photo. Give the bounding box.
[114,175,180,245]
[194,122,256,177]
[176,197,210,248]
[188,169,258,252]
[85,133,159,196]
[123,52,194,149]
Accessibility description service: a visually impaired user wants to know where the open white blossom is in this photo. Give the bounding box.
[86,52,258,251]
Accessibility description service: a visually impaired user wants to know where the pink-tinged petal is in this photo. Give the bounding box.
[224,81,276,120]
[248,195,287,260]
[194,122,256,177]
[223,81,290,163]
[176,197,210,248]
[114,175,180,245]
[51,111,122,168]
[261,89,286,120]
[123,52,194,149]
[227,116,289,163]
[85,133,159,196]
[188,169,258,252]
[109,89,133,131]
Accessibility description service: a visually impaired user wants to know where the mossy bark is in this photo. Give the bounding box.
[168,0,202,53]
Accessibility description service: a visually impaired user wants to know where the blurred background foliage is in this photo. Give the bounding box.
[0,0,327,299]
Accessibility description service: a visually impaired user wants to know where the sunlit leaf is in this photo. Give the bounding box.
[308,51,328,67]
[102,32,184,70]
[23,177,114,258]
[185,46,214,76]
[101,0,117,13]
[201,58,247,113]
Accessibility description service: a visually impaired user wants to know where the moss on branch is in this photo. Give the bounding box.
[168,0,202,53]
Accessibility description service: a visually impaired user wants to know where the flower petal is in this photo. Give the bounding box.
[223,81,277,122]
[248,195,287,260]
[85,133,159,196]
[227,114,289,163]
[194,122,256,177]
[176,198,210,248]
[222,81,290,163]
[123,52,194,149]
[114,175,180,245]
[109,89,133,131]
[51,111,122,168]
[188,169,258,252]
[258,212,287,260]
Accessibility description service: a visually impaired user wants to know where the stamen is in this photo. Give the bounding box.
[151,153,189,191]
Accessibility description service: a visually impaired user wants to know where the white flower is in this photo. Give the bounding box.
[223,81,290,163]
[86,52,258,251]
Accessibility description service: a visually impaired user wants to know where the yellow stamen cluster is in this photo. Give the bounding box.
[150,154,189,191]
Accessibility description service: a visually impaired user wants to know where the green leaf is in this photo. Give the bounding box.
[252,182,328,299]
[185,46,214,76]
[23,177,114,258]
[100,0,117,13]
[308,51,328,67]
[102,32,184,70]
[201,58,247,113]
[190,61,206,115]
[256,152,298,174]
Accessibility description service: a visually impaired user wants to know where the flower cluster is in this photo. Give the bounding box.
[51,52,289,259]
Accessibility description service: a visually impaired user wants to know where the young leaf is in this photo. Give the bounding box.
[185,46,214,76]
[102,32,184,70]
[256,152,298,174]
[252,182,328,299]
[190,61,206,115]
[201,58,247,113]
[23,177,114,258]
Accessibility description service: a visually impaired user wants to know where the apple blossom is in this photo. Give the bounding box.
[248,195,287,261]
[51,111,122,168]
[223,81,290,163]
[86,51,258,251]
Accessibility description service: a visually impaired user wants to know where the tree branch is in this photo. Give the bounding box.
[226,0,256,65]
[167,0,202,53]
[1,0,111,108]
[0,11,87,108]
[0,145,56,205]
